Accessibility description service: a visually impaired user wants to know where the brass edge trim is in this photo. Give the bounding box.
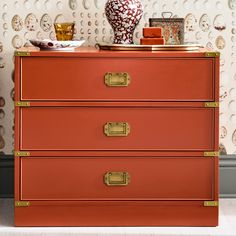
[204,201,219,207]
[14,151,30,157]
[15,201,30,207]
[14,51,30,57]
[204,151,219,157]
[205,52,220,57]
[15,101,30,107]
[204,102,219,108]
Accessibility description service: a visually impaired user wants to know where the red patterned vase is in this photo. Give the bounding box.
[105,0,143,44]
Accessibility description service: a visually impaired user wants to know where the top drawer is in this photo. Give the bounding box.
[20,57,214,101]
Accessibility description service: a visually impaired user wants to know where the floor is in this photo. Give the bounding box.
[0,199,236,236]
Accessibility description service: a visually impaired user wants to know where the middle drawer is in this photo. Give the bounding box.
[19,106,215,151]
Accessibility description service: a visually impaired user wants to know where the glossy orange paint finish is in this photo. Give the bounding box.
[20,106,215,151]
[21,57,214,101]
[15,200,218,227]
[14,48,219,226]
[21,157,214,200]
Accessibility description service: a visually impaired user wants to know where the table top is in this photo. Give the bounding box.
[14,46,219,58]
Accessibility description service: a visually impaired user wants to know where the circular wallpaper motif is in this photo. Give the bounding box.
[229,0,236,10]
[25,13,38,31]
[214,14,226,31]
[220,126,227,139]
[216,35,226,50]
[199,14,211,32]
[12,15,23,31]
[40,14,52,32]
[12,35,23,49]
[185,13,197,31]
[69,0,77,10]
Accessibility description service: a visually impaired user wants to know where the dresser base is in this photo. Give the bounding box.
[15,201,218,227]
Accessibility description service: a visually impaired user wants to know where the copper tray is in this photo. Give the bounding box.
[96,43,203,51]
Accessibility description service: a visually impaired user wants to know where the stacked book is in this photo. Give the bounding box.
[140,27,164,45]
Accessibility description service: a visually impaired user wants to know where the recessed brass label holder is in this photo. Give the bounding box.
[104,72,131,87]
[104,122,130,137]
[104,172,130,186]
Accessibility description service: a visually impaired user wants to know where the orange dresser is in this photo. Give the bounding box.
[14,48,219,226]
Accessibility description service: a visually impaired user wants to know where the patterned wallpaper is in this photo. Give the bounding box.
[0,0,235,155]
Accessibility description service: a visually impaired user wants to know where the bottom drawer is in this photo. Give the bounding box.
[20,157,215,201]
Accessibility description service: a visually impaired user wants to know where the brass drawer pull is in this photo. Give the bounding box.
[104,122,130,137]
[104,72,131,87]
[104,172,130,186]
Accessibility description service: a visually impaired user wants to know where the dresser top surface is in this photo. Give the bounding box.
[15,46,219,58]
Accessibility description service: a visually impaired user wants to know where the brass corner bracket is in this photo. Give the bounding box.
[205,52,220,58]
[204,151,219,157]
[15,201,30,207]
[204,102,219,108]
[204,201,218,207]
[15,151,30,157]
[14,51,30,57]
[15,101,30,107]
